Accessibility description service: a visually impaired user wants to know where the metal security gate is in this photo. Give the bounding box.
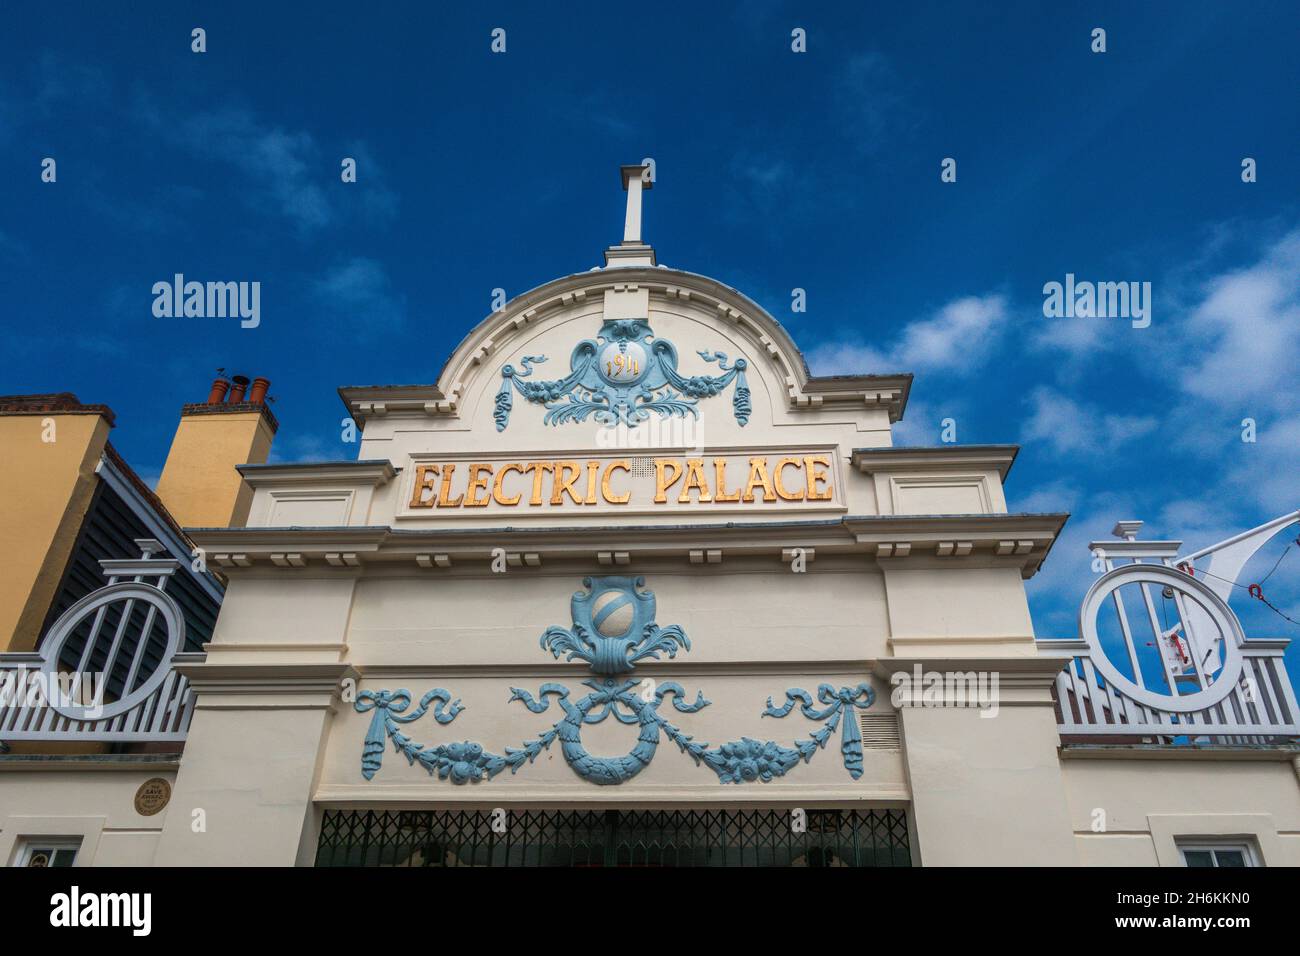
[315,808,911,867]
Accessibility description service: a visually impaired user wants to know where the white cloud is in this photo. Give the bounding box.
[734,157,790,189]
[1032,312,1112,353]
[129,96,397,235]
[269,433,335,464]
[805,340,884,376]
[1020,386,1158,457]
[891,398,937,445]
[1174,230,1300,413]
[312,257,407,334]
[1029,229,1300,419]
[1009,479,1083,515]
[807,294,1007,376]
[1223,415,1300,516]
[181,109,331,230]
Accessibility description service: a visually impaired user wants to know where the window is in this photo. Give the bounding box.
[1179,841,1257,868]
[18,839,81,868]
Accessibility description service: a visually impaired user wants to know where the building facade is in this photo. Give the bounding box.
[2,170,1298,867]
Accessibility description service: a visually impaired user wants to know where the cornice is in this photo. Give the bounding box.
[844,512,1067,577]
[186,512,1068,578]
[236,459,398,486]
[336,383,446,424]
[871,656,1070,684]
[0,392,116,426]
[0,754,182,773]
[851,444,1020,480]
[353,658,882,680]
[1036,638,1089,656]
[871,655,1070,706]
[312,784,912,807]
[1059,744,1300,762]
[175,661,358,706]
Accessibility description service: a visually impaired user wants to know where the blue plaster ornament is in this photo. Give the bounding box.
[356,578,877,786]
[494,318,750,431]
[539,576,689,675]
[758,684,877,780]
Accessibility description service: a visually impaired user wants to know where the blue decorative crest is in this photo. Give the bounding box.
[494,318,750,430]
[540,576,689,675]
[356,577,877,787]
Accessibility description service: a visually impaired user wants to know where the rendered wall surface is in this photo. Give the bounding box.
[898,702,1078,865]
[0,413,108,652]
[318,669,908,808]
[1062,756,1300,866]
[342,565,891,666]
[0,767,176,866]
[154,689,341,867]
[882,567,1038,657]
[155,410,274,529]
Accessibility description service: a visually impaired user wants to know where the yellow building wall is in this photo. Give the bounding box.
[155,411,274,529]
[0,413,109,653]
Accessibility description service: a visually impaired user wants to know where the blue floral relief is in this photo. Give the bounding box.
[702,738,802,784]
[356,577,876,786]
[494,318,750,431]
[760,684,876,780]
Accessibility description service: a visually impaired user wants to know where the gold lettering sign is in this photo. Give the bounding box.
[406,454,837,511]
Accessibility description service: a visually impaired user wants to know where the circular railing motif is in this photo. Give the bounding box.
[1077,563,1245,713]
[39,582,186,721]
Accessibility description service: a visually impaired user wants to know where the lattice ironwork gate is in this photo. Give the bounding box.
[316,808,911,867]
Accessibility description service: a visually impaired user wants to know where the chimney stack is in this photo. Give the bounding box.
[154,370,278,529]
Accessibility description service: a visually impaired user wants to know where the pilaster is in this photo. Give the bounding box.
[154,662,356,866]
[873,656,1077,865]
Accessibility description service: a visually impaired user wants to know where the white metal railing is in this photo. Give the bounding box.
[1042,638,1300,743]
[0,539,203,745]
[1043,513,1300,744]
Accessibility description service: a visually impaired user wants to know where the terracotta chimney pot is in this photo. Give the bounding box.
[248,376,270,405]
[206,377,231,404]
[228,375,250,403]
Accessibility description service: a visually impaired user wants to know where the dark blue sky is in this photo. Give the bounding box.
[2,1,1298,648]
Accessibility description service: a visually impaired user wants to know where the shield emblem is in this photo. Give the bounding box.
[572,576,655,644]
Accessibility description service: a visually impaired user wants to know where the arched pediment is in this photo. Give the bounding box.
[402,266,908,440]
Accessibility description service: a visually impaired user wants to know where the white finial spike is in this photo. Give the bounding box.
[623,176,644,243]
[604,165,657,269]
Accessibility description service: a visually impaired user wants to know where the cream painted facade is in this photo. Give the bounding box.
[4,174,1298,867]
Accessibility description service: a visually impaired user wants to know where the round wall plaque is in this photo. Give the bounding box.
[133,777,172,816]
